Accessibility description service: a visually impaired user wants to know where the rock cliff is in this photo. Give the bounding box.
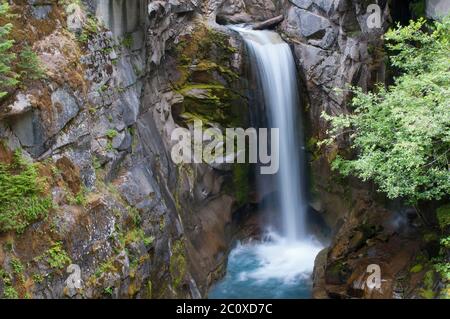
[0,0,441,299]
[0,0,250,299]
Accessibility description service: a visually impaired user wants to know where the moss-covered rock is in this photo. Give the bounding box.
[170,240,187,290]
[171,24,247,128]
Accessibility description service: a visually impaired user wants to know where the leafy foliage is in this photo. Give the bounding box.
[37,242,72,270]
[17,46,46,80]
[0,2,18,98]
[0,3,46,98]
[437,204,450,229]
[322,17,450,204]
[0,150,53,234]
[78,16,99,44]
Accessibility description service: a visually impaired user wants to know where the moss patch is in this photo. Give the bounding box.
[36,241,72,270]
[171,24,246,128]
[170,240,187,290]
[232,163,250,205]
[410,264,424,273]
[419,270,436,299]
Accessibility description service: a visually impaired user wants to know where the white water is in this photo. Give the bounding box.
[235,232,323,283]
[209,231,323,299]
[209,27,323,299]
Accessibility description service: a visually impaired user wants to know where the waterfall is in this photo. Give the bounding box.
[209,27,323,299]
[232,27,307,241]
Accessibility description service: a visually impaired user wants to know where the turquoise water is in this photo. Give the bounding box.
[208,235,322,299]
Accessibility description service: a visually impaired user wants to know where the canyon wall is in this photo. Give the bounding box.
[0,0,250,298]
[0,0,440,299]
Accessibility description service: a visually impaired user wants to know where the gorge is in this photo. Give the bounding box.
[209,26,323,298]
[0,0,448,300]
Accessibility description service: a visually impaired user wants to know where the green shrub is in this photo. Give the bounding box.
[0,2,18,98]
[17,46,45,80]
[322,17,450,204]
[0,150,53,234]
[78,17,99,44]
[34,242,72,272]
[106,129,118,139]
[437,204,450,229]
[10,258,23,275]
[3,285,18,299]
[43,242,72,270]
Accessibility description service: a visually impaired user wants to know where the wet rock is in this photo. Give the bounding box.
[312,248,329,299]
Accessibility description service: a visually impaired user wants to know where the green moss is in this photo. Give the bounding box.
[170,240,187,290]
[146,280,152,299]
[121,33,133,49]
[37,242,72,270]
[326,260,350,283]
[410,0,426,18]
[3,285,18,299]
[106,129,118,139]
[177,83,245,127]
[0,150,53,234]
[233,164,250,205]
[104,286,114,296]
[423,231,439,242]
[10,258,24,275]
[410,264,424,273]
[306,137,321,161]
[77,16,100,44]
[94,260,118,278]
[67,187,88,207]
[0,267,18,298]
[172,25,247,128]
[32,273,44,284]
[437,204,450,230]
[420,270,436,299]
[119,228,153,248]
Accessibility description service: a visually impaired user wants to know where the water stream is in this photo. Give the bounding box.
[209,27,323,299]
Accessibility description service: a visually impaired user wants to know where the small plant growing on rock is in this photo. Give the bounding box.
[0,2,18,98]
[17,45,46,81]
[37,242,72,270]
[78,16,100,44]
[121,33,133,49]
[3,285,18,299]
[106,129,118,139]
[0,150,53,234]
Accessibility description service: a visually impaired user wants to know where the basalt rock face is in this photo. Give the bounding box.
[0,0,250,299]
[280,0,389,229]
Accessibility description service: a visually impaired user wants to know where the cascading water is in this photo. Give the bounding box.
[239,28,307,241]
[209,27,323,299]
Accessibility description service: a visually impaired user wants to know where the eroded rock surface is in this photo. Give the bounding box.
[0,0,250,299]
